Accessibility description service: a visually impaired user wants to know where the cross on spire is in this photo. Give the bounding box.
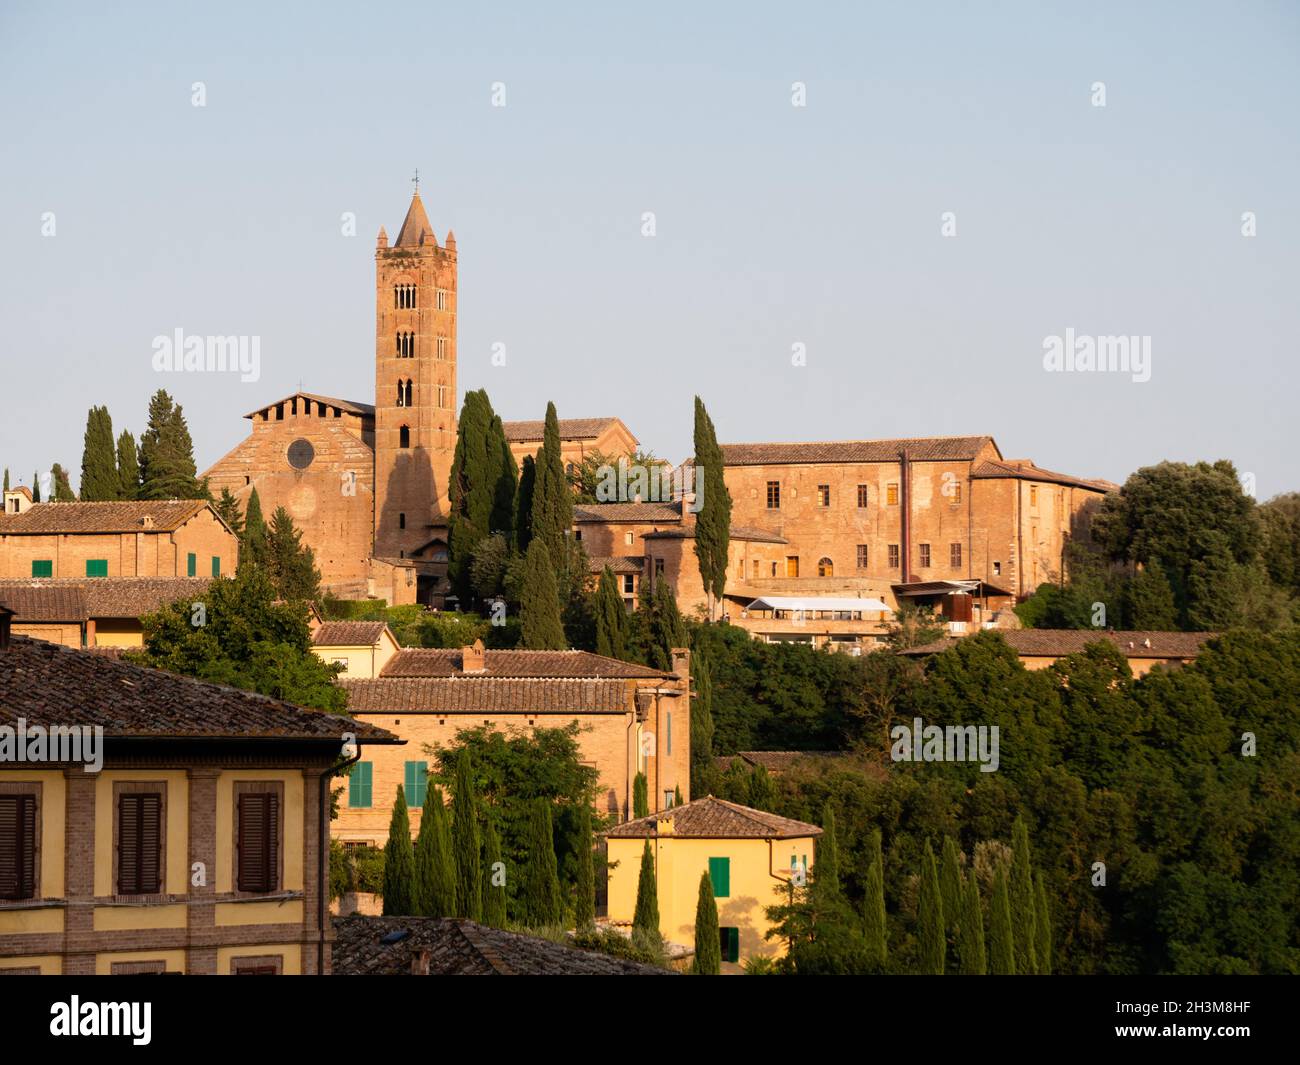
[412,168,419,193]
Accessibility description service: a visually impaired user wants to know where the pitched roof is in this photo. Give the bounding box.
[900,629,1216,659]
[332,915,672,976]
[381,649,669,679]
[603,796,823,840]
[502,417,629,444]
[343,677,629,714]
[573,501,682,523]
[0,578,213,619]
[720,436,997,467]
[313,621,391,647]
[394,191,435,248]
[970,458,1113,493]
[586,556,645,575]
[0,584,87,622]
[641,525,787,544]
[0,500,214,535]
[0,635,397,743]
[243,391,375,420]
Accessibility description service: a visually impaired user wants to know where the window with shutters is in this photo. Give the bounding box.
[187,553,196,577]
[708,856,731,898]
[236,790,281,894]
[86,559,108,577]
[816,484,830,507]
[117,792,163,895]
[0,793,38,900]
[349,762,372,808]
[950,542,962,568]
[211,556,221,577]
[404,762,428,808]
[887,483,899,506]
[31,559,53,578]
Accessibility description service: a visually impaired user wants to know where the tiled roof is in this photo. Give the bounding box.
[313,621,390,647]
[332,915,672,976]
[394,191,435,248]
[0,500,214,535]
[970,459,1112,493]
[0,578,212,619]
[0,584,87,622]
[381,649,668,679]
[244,391,375,420]
[720,436,997,466]
[574,501,682,523]
[603,796,823,840]
[641,525,787,543]
[586,556,645,575]
[502,418,626,443]
[900,629,1216,659]
[0,635,397,742]
[343,677,629,714]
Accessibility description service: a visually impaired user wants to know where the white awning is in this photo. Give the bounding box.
[744,596,893,613]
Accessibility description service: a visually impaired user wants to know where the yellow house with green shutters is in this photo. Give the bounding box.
[603,796,821,970]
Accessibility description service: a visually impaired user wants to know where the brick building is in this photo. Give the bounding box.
[0,577,212,649]
[503,417,639,470]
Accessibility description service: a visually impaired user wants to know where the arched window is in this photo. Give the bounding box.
[399,425,410,449]
[403,379,413,406]
[818,557,834,577]
[396,381,405,406]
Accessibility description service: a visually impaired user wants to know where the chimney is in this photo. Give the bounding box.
[670,646,690,680]
[461,639,486,673]
[409,949,431,976]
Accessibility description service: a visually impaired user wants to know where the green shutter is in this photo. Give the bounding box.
[404,762,428,808]
[31,559,53,578]
[349,762,373,808]
[720,927,740,963]
[85,559,107,578]
[709,856,730,898]
[187,552,196,577]
[211,556,221,577]
[666,712,672,755]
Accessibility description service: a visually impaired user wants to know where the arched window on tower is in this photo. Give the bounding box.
[396,381,405,406]
[399,425,410,449]
[403,379,413,406]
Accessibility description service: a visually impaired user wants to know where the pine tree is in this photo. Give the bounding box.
[116,431,140,499]
[138,389,205,499]
[451,749,482,921]
[520,800,562,928]
[574,804,595,931]
[31,470,40,502]
[693,870,721,974]
[382,785,415,916]
[529,402,573,593]
[939,837,963,938]
[648,581,687,672]
[815,803,840,898]
[1010,816,1039,975]
[213,488,244,538]
[631,840,660,952]
[692,397,732,619]
[51,463,75,501]
[957,871,987,975]
[746,764,778,812]
[514,454,535,552]
[863,831,887,970]
[266,506,321,602]
[79,406,120,500]
[520,538,566,650]
[1035,872,1053,975]
[243,487,268,567]
[917,839,945,975]
[988,866,1015,975]
[632,772,649,818]
[481,815,507,928]
[594,565,628,660]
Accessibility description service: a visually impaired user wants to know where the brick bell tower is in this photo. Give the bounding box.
[373,181,458,563]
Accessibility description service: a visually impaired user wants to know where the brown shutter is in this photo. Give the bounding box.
[119,794,162,894]
[237,794,279,893]
[0,795,37,900]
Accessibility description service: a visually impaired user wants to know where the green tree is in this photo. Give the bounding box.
[957,872,987,975]
[416,786,456,917]
[747,764,778,812]
[988,867,1015,975]
[1010,816,1039,975]
[519,799,562,928]
[648,581,688,672]
[918,839,945,975]
[574,804,595,931]
[448,390,517,604]
[243,487,268,568]
[79,406,120,500]
[632,772,649,819]
[1123,560,1179,629]
[815,803,840,897]
[51,463,75,501]
[514,454,536,553]
[520,538,567,649]
[213,488,244,538]
[594,565,629,660]
[631,840,660,952]
[266,506,321,602]
[2,469,7,492]
[530,402,574,593]
[31,469,40,502]
[116,431,140,499]
[451,749,482,920]
[693,870,721,974]
[382,785,415,916]
[689,646,716,788]
[939,836,964,938]
[138,389,206,499]
[1035,872,1053,975]
[692,396,732,619]
[481,815,507,928]
[863,829,887,969]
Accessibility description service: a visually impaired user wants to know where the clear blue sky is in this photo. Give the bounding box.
[1,1,1297,497]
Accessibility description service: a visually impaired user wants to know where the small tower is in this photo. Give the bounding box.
[373,182,458,561]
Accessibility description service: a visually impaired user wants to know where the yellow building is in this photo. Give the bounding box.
[0,577,213,650]
[311,620,402,679]
[603,796,821,970]
[0,610,398,975]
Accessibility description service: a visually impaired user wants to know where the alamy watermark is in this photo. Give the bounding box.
[595,457,703,513]
[890,717,1000,773]
[0,718,104,773]
[152,328,261,382]
[1042,328,1150,383]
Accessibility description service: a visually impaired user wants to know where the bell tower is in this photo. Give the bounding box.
[373,182,458,560]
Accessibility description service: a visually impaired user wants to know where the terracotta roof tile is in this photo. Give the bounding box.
[970,459,1112,492]
[603,796,823,840]
[343,676,629,714]
[586,556,645,575]
[574,501,682,523]
[721,436,996,466]
[381,649,668,679]
[0,500,213,535]
[0,584,87,622]
[901,629,1216,659]
[0,578,213,619]
[313,621,390,647]
[641,525,787,543]
[502,418,626,443]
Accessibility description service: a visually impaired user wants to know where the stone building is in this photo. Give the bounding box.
[0,577,212,649]
[504,417,639,470]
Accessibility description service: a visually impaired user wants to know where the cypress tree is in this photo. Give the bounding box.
[594,565,628,660]
[632,772,649,818]
[51,463,75,502]
[674,784,683,807]
[648,581,687,672]
[520,538,566,650]
[243,487,268,567]
[988,866,1015,975]
[939,837,963,937]
[266,506,321,601]
[488,413,518,536]
[520,800,562,928]
[863,834,887,969]
[31,470,41,502]
[816,803,840,898]
[514,454,536,552]
[917,839,945,975]
[2,469,7,492]
[529,402,573,592]
[413,780,438,915]
[451,749,482,920]
[448,390,492,602]
[1035,872,1053,975]
[481,815,507,928]
[138,389,205,499]
[957,871,987,975]
[746,764,778,812]
[116,431,140,499]
[693,870,721,974]
[689,646,716,779]
[574,804,595,931]
[1010,816,1039,975]
[80,406,120,500]
[382,785,415,916]
[631,840,660,952]
[692,396,732,619]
